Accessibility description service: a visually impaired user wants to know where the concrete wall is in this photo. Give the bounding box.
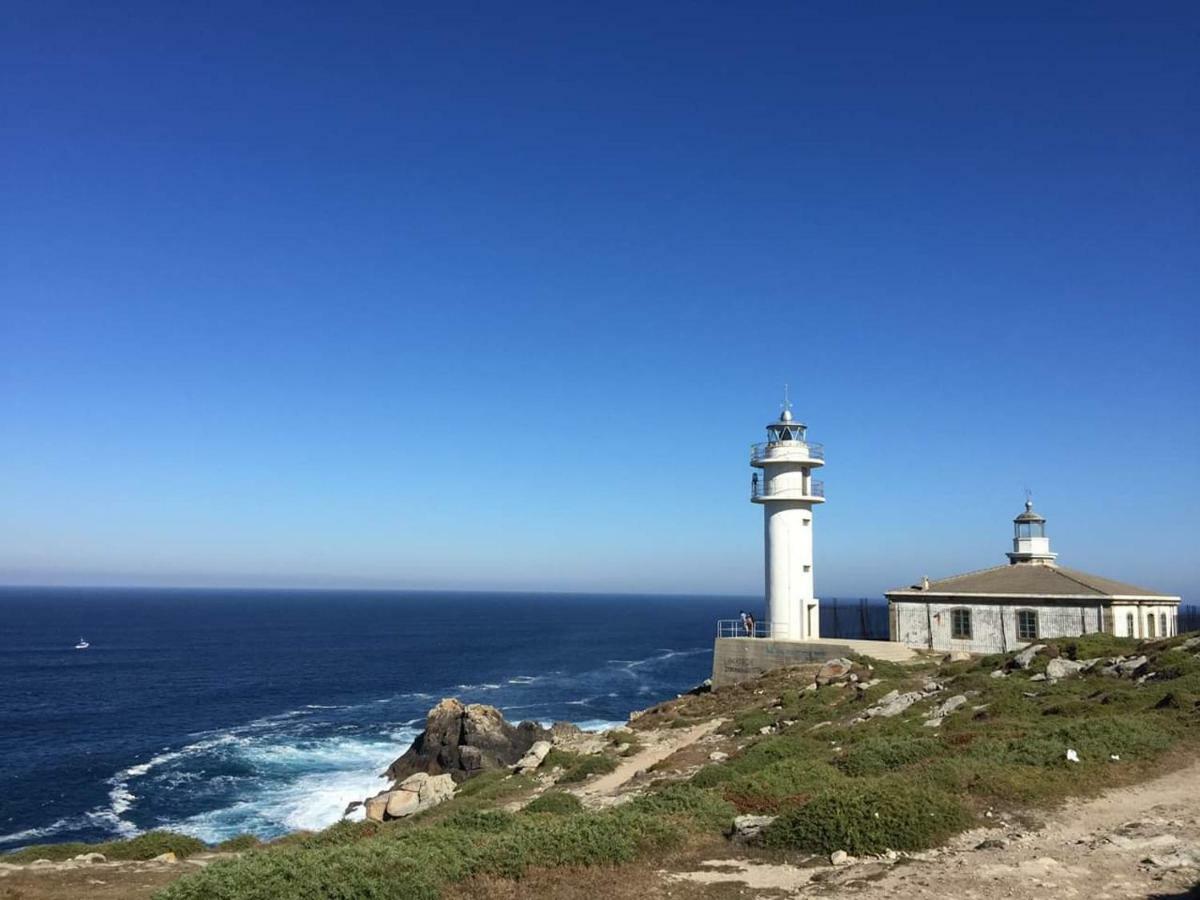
[711,636,856,687]
[890,599,1108,654]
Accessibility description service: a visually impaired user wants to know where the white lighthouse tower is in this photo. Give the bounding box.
[751,393,825,640]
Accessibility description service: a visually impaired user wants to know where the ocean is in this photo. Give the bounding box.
[0,588,740,849]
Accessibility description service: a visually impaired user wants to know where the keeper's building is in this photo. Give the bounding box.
[886,501,1181,654]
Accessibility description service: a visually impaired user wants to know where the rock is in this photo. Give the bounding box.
[815,658,855,686]
[990,669,1007,679]
[708,751,729,762]
[514,740,553,773]
[1117,656,1149,677]
[758,725,775,735]
[72,853,106,864]
[1029,673,1047,682]
[31,859,55,867]
[1046,658,1086,679]
[385,789,421,818]
[1012,644,1046,670]
[386,698,551,783]
[928,694,968,718]
[151,852,177,864]
[1066,748,1080,763]
[729,815,777,842]
[1179,636,1200,651]
[865,690,925,719]
[922,717,942,727]
[943,651,972,662]
[364,793,391,822]
[830,850,851,865]
[922,680,943,692]
[975,838,1009,850]
[1078,657,1104,672]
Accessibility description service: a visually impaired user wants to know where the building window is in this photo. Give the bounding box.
[1161,613,1168,637]
[803,565,811,572]
[1017,610,1038,641]
[950,608,972,640]
[1126,612,1135,636]
[1146,614,1156,638]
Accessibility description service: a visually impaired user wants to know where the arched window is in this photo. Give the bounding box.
[1147,614,1156,638]
[1126,612,1135,636]
[950,608,972,640]
[1161,613,1168,637]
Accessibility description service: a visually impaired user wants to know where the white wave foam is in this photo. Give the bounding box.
[507,676,538,684]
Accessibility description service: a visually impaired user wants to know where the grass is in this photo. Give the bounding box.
[761,779,971,855]
[523,792,584,815]
[13,630,1192,899]
[2,831,206,864]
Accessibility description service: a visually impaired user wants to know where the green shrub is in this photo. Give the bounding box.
[556,753,619,784]
[215,834,263,852]
[5,831,208,864]
[629,783,734,829]
[523,792,584,815]
[836,736,941,777]
[732,710,774,734]
[721,757,842,812]
[762,780,971,854]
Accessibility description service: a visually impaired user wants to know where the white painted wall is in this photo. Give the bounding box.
[891,600,1106,654]
[764,500,816,639]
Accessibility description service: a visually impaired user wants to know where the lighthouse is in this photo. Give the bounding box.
[751,395,825,640]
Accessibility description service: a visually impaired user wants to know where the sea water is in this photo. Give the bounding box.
[0,588,738,848]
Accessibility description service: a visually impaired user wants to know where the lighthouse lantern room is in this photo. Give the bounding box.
[751,391,825,640]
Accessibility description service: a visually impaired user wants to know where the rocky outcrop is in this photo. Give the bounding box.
[365,772,457,822]
[728,814,776,843]
[385,698,551,783]
[514,740,553,773]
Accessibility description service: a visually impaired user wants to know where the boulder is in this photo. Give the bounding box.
[72,853,106,864]
[364,793,391,822]
[514,740,554,772]
[943,651,972,662]
[830,850,851,865]
[1179,636,1200,652]
[385,789,421,818]
[708,751,729,762]
[1117,656,1149,677]
[386,698,551,783]
[1012,644,1046,670]
[815,658,855,686]
[928,694,968,719]
[729,814,776,843]
[151,852,177,864]
[1046,658,1085,680]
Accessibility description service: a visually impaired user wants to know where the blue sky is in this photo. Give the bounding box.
[2,2,1197,598]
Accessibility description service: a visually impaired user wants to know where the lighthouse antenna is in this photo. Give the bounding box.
[782,383,792,415]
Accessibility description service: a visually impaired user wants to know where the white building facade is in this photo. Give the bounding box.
[887,502,1181,654]
[751,403,825,640]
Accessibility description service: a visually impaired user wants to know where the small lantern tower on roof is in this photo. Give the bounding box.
[750,387,826,639]
[1006,497,1057,565]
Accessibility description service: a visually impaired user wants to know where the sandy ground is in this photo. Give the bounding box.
[664,757,1200,899]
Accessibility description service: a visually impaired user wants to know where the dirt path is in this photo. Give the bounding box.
[664,758,1200,899]
[570,719,725,806]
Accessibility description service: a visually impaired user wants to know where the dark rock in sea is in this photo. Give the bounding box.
[385,698,551,783]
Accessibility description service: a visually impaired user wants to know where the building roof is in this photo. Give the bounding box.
[886,564,1179,600]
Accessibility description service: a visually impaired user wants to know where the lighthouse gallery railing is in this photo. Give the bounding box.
[751,478,824,500]
[750,440,824,462]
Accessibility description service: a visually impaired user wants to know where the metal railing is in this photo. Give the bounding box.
[751,478,824,500]
[716,619,778,639]
[751,440,824,463]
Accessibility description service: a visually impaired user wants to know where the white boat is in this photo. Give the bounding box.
[74,638,90,650]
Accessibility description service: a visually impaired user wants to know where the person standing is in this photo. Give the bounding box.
[746,611,756,637]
